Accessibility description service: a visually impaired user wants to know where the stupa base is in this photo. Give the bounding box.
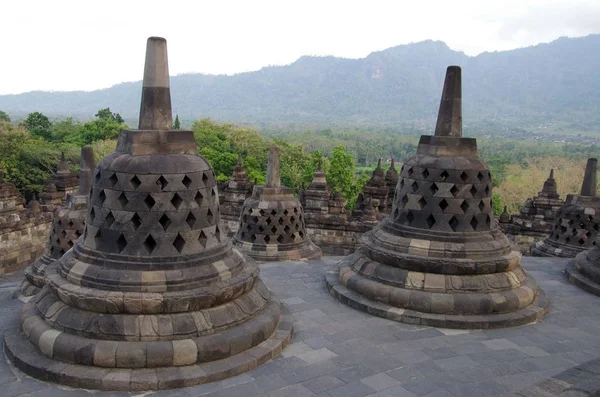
[531,240,583,258]
[16,279,41,298]
[566,254,600,296]
[235,240,323,262]
[3,305,293,391]
[325,264,549,329]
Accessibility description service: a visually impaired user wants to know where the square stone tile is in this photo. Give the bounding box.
[360,372,401,391]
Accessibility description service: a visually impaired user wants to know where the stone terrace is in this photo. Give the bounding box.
[2,256,600,397]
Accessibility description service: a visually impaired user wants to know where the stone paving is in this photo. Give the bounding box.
[2,256,600,396]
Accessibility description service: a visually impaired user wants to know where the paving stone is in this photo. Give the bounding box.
[360,373,400,391]
[483,338,522,351]
[368,384,417,396]
[327,381,376,397]
[267,384,314,397]
[253,373,290,393]
[434,355,478,371]
[301,375,345,394]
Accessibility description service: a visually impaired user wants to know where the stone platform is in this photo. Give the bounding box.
[2,256,600,396]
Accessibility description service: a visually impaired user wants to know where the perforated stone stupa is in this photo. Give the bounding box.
[504,170,564,254]
[232,146,322,261]
[19,146,95,297]
[4,37,292,391]
[532,158,600,258]
[326,66,549,329]
[219,155,253,235]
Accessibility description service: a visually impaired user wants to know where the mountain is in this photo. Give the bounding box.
[1,35,600,130]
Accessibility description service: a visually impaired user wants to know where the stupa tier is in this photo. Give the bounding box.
[532,158,600,258]
[4,37,292,391]
[233,146,322,261]
[326,66,549,329]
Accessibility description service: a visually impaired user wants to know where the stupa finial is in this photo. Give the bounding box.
[138,37,172,130]
[266,146,281,188]
[434,66,462,137]
[581,158,598,196]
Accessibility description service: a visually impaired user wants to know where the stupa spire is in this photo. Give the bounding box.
[434,66,462,137]
[138,37,172,130]
[266,146,281,188]
[580,158,597,196]
[78,146,95,196]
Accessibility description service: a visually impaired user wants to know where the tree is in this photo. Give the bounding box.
[51,117,80,142]
[174,114,181,129]
[327,146,364,207]
[0,110,10,122]
[95,107,124,124]
[21,112,52,140]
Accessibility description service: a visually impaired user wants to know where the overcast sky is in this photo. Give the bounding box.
[0,0,598,95]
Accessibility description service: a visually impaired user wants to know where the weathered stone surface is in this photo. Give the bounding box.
[4,36,291,391]
[52,152,79,198]
[326,66,548,328]
[233,146,322,261]
[532,158,600,258]
[219,155,253,236]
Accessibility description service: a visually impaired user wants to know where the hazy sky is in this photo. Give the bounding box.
[1,0,598,95]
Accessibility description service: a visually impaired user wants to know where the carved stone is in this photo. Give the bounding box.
[51,152,78,198]
[219,155,253,235]
[326,66,549,329]
[532,158,600,258]
[4,37,292,391]
[232,146,322,261]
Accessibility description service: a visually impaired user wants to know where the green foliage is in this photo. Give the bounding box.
[0,110,10,122]
[95,107,124,124]
[61,109,127,145]
[51,117,81,142]
[174,114,181,129]
[21,112,52,140]
[491,192,503,216]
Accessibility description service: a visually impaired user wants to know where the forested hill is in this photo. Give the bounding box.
[2,35,600,129]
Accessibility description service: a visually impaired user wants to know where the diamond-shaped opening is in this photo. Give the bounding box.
[95,171,101,182]
[470,216,479,231]
[265,235,271,243]
[156,175,168,190]
[568,220,574,226]
[271,209,277,216]
[589,215,594,222]
[478,200,485,211]
[182,175,192,188]
[195,191,203,207]
[439,198,449,211]
[430,183,439,196]
[171,193,183,210]
[283,209,289,216]
[278,217,284,225]
[159,213,172,231]
[186,212,196,228]
[565,237,571,243]
[116,234,127,253]
[252,216,259,224]
[109,173,118,187]
[284,225,291,233]
[117,192,128,208]
[59,249,65,256]
[258,225,265,233]
[105,211,115,228]
[198,230,208,248]
[90,207,96,222]
[144,194,156,209]
[131,213,142,230]
[418,197,427,209]
[426,214,436,228]
[202,173,209,184]
[266,217,272,225]
[215,226,221,242]
[299,231,304,239]
[579,238,586,245]
[586,230,591,238]
[576,214,581,220]
[290,216,296,223]
[401,194,409,207]
[422,168,430,179]
[560,225,567,233]
[61,229,67,238]
[277,235,284,243]
[98,189,106,205]
[449,215,459,232]
[486,214,492,227]
[461,200,469,213]
[595,224,599,231]
[406,211,414,225]
[68,220,74,228]
[295,223,300,230]
[68,240,74,247]
[407,167,413,177]
[400,179,405,189]
[441,170,449,181]
[259,209,265,216]
[393,207,400,219]
[460,172,469,182]
[249,233,256,242]
[477,172,484,182]
[271,226,277,234]
[485,185,490,195]
[206,208,213,224]
[143,235,157,254]
[130,175,141,190]
[173,233,186,253]
[411,181,419,193]
[450,184,459,197]
[211,187,217,197]
[470,185,477,197]
[74,230,81,239]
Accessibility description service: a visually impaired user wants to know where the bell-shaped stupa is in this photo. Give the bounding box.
[232,146,322,261]
[4,37,292,391]
[532,158,600,258]
[326,66,549,329]
[19,146,95,296]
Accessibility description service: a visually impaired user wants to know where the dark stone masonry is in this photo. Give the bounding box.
[3,37,292,391]
[326,66,549,329]
[233,146,322,262]
[219,155,253,236]
[19,146,95,297]
[532,158,600,258]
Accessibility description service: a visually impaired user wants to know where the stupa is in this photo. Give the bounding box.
[326,66,549,329]
[532,158,600,258]
[51,152,78,197]
[353,159,388,217]
[219,155,253,235]
[19,146,95,297]
[232,146,322,261]
[4,37,292,391]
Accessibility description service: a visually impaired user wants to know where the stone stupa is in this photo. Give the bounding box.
[326,66,549,329]
[232,146,322,261]
[4,37,292,391]
[532,158,600,258]
[51,152,78,197]
[219,154,253,235]
[19,146,95,297]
